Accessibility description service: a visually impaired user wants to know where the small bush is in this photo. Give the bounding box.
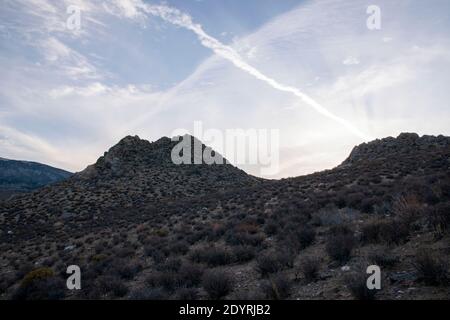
[146,272,184,293]
[255,251,293,277]
[225,231,265,247]
[233,245,256,263]
[21,267,54,287]
[156,257,182,272]
[326,233,355,264]
[96,275,129,298]
[284,227,316,250]
[414,250,449,286]
[13,276,65,300]
[298,257,320,282]
[392,194,422,223]
[264,221,278,236]
[367,247,398,268]
[378,220,410,245]
[189,246,233,267]
[261,274,291,299]
[178,262,204,287]
[202,270,234,299]
[117,260,143,280]
[344,271,378,300]
[428,202,450,237]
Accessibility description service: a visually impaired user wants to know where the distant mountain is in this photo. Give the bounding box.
[0,157,72,199]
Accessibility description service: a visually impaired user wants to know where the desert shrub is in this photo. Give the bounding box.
[95,275,129,298]
[367,247,398,268]
[255,251,293,277]
[361,197,377,213]
[15,262,34,279]
[117,260,143,280]
[312,207,341,226]
[264,221,278,236]
[225,231,265,247]
[428,202,450,237]
[146,272,184,293]
[298,257,320,282]
[13,274,65,300]
[202,270,234,299]
[361,219,409,245]
[20,267,54,287]
[174,287,199,300]
[91,253,109,263]
[377,219,409,245]
[344,271,378,300]
[261,273,291,299]
[361,222,381,244]
[153,228,169,237]
[232,245,256,263]
[129,286,169,300]
[178,262,204,287]
[189,246,233,267]
[414,250,449,286]
[295,227,316,249]
[392,194,422,223]
[167,240,189,255]
[326,232,355,264]
[0,273,15,294]
[156,257,182,272]
[346,192,365,211]
[115,246,134,258]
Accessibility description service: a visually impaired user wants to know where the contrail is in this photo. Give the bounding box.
[133,2,370,140]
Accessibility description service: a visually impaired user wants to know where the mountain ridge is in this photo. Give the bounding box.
[0,157,72,199]
[0,131,449,300]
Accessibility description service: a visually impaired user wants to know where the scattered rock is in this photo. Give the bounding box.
[389,271,418,283]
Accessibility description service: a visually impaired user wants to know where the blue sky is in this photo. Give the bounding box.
[1,0,450,178]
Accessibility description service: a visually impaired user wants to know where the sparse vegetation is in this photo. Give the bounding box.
[344,270,378,300]
[202,270,234,299]
[326,227,355,264]
[414,250,449,286]
[261,274,292,299]
[1,133,450,300]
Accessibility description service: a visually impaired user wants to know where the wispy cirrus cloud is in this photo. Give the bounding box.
[1,0,450,178]
[110,1,371,139]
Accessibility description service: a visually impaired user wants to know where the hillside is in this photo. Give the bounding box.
[0,132,449,300]
[0,158,72,200]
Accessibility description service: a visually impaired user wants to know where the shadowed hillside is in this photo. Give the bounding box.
[0,158,72,200]
[0,132,449,300]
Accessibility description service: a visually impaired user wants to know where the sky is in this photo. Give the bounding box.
[0,0,450,178]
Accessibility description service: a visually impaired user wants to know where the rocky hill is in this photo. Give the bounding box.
[0,135,260,241]
[0,132,449,300]
[0,158,72,199]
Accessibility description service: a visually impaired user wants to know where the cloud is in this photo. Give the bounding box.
[127,1,371,140]
[1,0,450,179]
[342,56,360,65]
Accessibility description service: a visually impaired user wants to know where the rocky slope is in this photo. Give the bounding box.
[0,135,260,241]
[0,132,449,300]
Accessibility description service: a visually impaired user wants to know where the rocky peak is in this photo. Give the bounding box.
[341,132,450,166]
